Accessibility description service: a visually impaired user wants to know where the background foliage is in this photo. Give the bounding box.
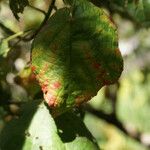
[0,0,150,150]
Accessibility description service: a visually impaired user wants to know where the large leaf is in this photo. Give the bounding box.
[31,0,123,114]
[0,101,99,150]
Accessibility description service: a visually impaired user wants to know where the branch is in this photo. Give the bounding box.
[0,21,15,35]
[28,4,47,16]
[26,0,56,40]
[0,21,33,42]
[0,0,56,42]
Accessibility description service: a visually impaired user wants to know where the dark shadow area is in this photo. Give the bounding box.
[55,111,97,144]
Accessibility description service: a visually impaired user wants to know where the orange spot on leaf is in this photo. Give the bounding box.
[52,81,61,89]
[30,73,36,80]
[31,66,36,72]
[76,93,93,106]
[41,84,48,93]
[44,91,57,107]
[41,80,49,93]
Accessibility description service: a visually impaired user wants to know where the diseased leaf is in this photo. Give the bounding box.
[31,0,123,115]
[9,0,29,20]
[0,101,99,150]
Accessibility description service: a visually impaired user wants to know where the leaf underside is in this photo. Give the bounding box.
[31,0,123,114]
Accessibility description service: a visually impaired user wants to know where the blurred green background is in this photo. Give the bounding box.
[0,0,150,150]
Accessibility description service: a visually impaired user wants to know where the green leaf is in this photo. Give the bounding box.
[31,0,123,115]
[117,70,150,133]
[111,0,150,27]
[0,101,99,150]
[9,0,29,20]
[0,39,10,57]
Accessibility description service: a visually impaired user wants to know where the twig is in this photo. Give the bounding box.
[5,31,24,41]
[28,4,47,16]
[26,0,56,40]
[0,21,34,42]
[0,21,15,35]
[0,0,56,42]
[53,5,58,11]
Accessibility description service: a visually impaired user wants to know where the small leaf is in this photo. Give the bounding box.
[0,39,10,57]
[31,0,123,114]
[9,0,29,20]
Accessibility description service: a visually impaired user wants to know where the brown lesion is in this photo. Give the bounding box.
[92,62,101,70]
[40,80,62,107]
[75,92,94,106]
[96,68,113,85]
[31,65,36,72]
[41,80,49,94]
[115,48,122,56]
[85,51,102,70]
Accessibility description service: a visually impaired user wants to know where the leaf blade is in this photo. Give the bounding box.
[32,0,123,114]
